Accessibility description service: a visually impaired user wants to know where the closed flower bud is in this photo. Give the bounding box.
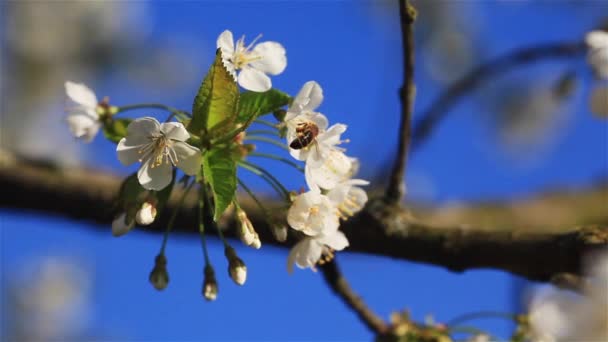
[149,254,169,291]
[111,212,134,237]
[203,264,218,301]
[224,246,247,285]
[236,208,259,249]
[136,201,157,226]
[270,219,288,242]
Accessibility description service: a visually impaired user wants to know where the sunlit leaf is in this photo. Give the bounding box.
[189,49,239,137]
[237,89,290,124]
[202,147,236,221]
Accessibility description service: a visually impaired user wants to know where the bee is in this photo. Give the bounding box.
[289,122,319,149]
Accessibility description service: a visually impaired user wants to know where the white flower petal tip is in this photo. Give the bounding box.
[64,81,102,142]
[135,202,157,226]
[216,30,286,92]
[586,31,608,80]
[112,213,134,237]
[585,30,608,50]
[116,117,201,190]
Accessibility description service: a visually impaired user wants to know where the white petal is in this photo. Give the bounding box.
[66,114,100,142]
[116,138,146,166]
[173,141,201,176]
[127,117,161,140]
[291,81,323,113]
[161,122,190,142]
[112,213,134,237]
[590,85,608,117]
[588,47,608,79]
[137,159,173,191]
[250,41,287,75]
[306,151,352,190]
[65,81,98,109]
[585,31,608,50]
[318,230,349,251]
[310,112,329,131]
[217,30,235,55]
[238,67,272,92]
[317,123,347,146]
[287,238,323,273]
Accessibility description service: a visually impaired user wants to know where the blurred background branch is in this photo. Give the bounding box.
[2,151,606,283]
[410,41,587,154]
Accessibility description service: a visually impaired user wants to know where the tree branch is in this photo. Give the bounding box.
[411,41,586,154]
[319,258,389,335]
[386,0,417,204]
[1,151,607,282]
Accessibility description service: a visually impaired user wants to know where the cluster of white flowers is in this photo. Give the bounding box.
[284,81,368,272]
[527,249,608,342]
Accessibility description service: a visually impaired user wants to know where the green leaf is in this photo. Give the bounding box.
[202,148,236,221]
[237,89,291,124]
[189,49,239,137]
[103,118,132,143]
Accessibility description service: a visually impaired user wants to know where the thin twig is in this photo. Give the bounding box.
[410,41,586,154]
[319,258,389,334]
[386,0,417,204]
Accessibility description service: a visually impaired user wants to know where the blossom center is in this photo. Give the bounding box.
[138,133,178,168]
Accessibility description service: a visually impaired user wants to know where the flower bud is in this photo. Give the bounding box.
[149,254,169,291]
[236,208,260,249]
[112,212,134,237]
[202,264,218,301]
[224,246,247,285]
[136,201,157,226]
[270,219,288,242]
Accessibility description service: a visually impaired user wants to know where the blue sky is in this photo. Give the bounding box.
[3,1,607,340]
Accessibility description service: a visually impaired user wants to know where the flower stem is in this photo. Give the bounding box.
[248,152,304,172]
[159,179,195,255]
[117,103,191,121]
[237,178,269,215]
[201,182,229,248]
[238,161,290,200]
[197,188,211,265]
[254,119,279,129]
[446,311,517,328]
[246,130,280,137]
[243,136,289,151]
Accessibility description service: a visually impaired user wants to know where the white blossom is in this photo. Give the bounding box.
[135,201,157,226]
[287,190,340,236]
[217,29,286,92]
[305,150,353,191]
[327,179,369,219]
[586,30,608,79]
[111,212,134,237]
[64,81,102,142]
[527,250,608,342]
[287,230,349,273]
[289,123,348,168]
[285,81,324,121]
[116,117,201,191]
